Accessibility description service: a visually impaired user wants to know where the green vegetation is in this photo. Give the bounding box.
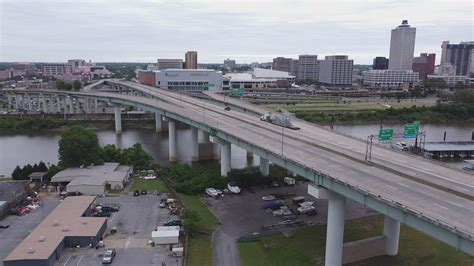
[160,163,298,195]
[58,126,104,167]
[102,144,154,170]
[177,193,218,266]
[131,178,166,192]
[101,63,147,80]
[265,90,474,125]
[238,215,473,266]
[0,117,87,132]
[11,161,48,180]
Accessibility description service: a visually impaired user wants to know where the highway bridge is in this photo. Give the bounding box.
[2,80,473,265]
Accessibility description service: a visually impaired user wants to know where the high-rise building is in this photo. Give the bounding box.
[157,59,183,70]
[185,51,198,69]
[363,70,419,88]
[412,53,436,80]
[297,55,318,81]
[224,58,236,69]
[372,57,389,70]
[290,59,299,78]
[388,20,416,70]
[272,57,292,73]
[41,63,72,77]
[440,41,474,76]
[319,55,353,86]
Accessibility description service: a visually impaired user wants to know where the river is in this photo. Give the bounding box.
[0,124,472,176]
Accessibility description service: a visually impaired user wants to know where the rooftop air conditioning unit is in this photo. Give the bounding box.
[52,220,59,226]
[27,248,35,254]
[62,226,69,232]
[38,236,45,242]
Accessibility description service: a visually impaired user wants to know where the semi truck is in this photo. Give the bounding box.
[260,112,300,130]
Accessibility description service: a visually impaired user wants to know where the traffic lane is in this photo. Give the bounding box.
[226,123,474,234]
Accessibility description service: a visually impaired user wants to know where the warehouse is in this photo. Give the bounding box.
[3,196,107,266]
[51,163,132,195]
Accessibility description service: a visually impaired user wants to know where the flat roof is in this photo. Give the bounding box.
[253,68,295,79]
[4,196,106,262]
[423,142,474,152]
[51,163,131,187]
[153,226,180,238]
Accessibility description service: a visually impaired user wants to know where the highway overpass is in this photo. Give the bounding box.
[2,81,473,264]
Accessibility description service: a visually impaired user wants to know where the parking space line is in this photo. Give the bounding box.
[108,212,117,225]
[63,255,72,266]
[76,254,84,266]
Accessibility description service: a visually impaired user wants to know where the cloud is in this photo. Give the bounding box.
[0,0,471,64]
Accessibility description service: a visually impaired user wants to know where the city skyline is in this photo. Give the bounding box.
[0,0,472,64]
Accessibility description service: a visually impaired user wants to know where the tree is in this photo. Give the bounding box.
[120,143,153,170]
[72,80,81,91]
[102,144,122,162]
[64,83,73,91]
[44,164,64,182]
[37,161,48,172]
[11,165,22,180]
[58,126,103,167]
[56,80,66,90]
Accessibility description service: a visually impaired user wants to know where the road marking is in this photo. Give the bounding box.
[76,254,84,266]
[63,255,72,266]
[108,213,117,225]
[397,183,410,188]
[385,184,397,190]
[125,236,131,249]
[433,203,449,210]
[446,200,463,208]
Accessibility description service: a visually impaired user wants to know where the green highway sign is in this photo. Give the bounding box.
[378,128,394,141]
[403,122,419,138]
[202,83,215,88]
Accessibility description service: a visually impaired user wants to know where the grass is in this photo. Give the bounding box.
[130,178,167,192]
[238,215,473,266]
[177,193,219,266]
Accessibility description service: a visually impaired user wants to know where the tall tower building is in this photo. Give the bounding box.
[388,20,416,70]
[272,57,292,73]
[298,55,319,81]
[185,51,198,69]
[440,41,474,76]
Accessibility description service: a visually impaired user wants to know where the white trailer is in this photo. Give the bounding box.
[152,226,180,245]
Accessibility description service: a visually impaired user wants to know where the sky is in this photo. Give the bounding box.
[0,0,472,64]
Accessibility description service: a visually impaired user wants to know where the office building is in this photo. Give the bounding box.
[373,57,389,70]
[318,55,353,86]
[435,64,457,75]
[388,20,416,70]
[412,53,436,80]
[427,75,469,87]
[224,58,236,69]
[157,59,183,70]
[253,67,295,84]
[290,59,299,78]
[41,63,72,77]
[272,57,292,73]
[137,70,156,86]
[298,55,319,81]
[363,70,419,88]
[185,51,198,69]
[224,73,279,89]
[154,69,223,91]
[440,41,474,76]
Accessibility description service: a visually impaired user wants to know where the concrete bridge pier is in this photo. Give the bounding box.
[49,95,55,113]
[384,216,401,256]
[259,157,270,176]
[68,97,74,114]
[199,130,210,143]
[14,95,19,109]
[326,192,346,266]
[85,98,90,113]
[220,140,231,176]
[114,106,122,134]
[246,151,254,159]
[190,127,199,162]
[41,94,47,113]
[94,98,98,113]
[155,113,168,133]
[7,94,12,108]
[27,94,32,111]
[168,119,177,162]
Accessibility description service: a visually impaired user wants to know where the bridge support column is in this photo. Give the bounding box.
[41,94,47,113]
[14,95,19,109]
[155,113,165,133]
[199,130,210,143]
[68,97,74,114]
[259,157,269,176]
[85,98,90,113]
[220,140,231,176]
[27,95,32,111]
[7,94,12,108]
[383,216,401,256]
[246,151,254,159]
[326,193,346,266]
[114,106,122,134]
[168,119,177,162]
[49,95,55,113]
[191,127,199,162]
[94,98,98,113]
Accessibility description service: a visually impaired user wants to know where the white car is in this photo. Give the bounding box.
[227,181,241,194]
[392,142,409,151]
[297,205,316,214]
[262,195,276,201]
[205,188,222,198]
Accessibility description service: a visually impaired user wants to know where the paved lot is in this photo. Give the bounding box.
[204,182,376,266]
[0,199,60,262]
[55,194,182,266]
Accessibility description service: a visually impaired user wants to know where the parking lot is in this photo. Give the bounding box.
[0,198,60,263]
[55,193,182,266]
[203,182,376,266]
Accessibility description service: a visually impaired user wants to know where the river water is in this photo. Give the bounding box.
[0,124,472,176]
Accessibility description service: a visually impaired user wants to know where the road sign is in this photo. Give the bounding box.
[378,128,394,141]
[403,123,419,138]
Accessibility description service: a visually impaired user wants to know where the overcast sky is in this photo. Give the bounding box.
[0,0,472,64]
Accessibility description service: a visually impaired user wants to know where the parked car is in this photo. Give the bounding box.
[94,211,112,217]
[261,195,276,201]
[271,181,280,187]
[227,181,241,194]
[96,205,120,213]
[141,189,147,195]
[133,190,140,196]
[102,249,116,264]
[284,177,296,186]
[164,219,182,226]
[224,106,231,111]
[297,205,316,215]
[292,196,305,205]
[262,202,283,211]
[205,188,222,198]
